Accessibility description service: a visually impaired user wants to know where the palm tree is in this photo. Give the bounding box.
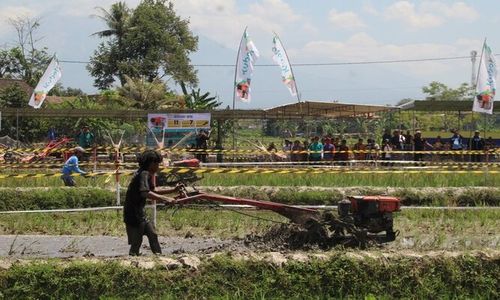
[180,81,221,110]
[91,2,131,85]
[117,75,177,109]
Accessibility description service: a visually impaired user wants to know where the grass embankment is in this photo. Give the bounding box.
[0,252,498,299]
[1,186,499,211]
[1,209,498,250]
[0,170,498,188]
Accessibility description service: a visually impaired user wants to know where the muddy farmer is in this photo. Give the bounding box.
[61,146,87,186]
[123,150,181,256]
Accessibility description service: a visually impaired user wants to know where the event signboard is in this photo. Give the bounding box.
[147,113,211,147]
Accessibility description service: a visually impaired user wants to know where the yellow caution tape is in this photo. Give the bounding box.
[0,146,498,156]
[0,167,497,180]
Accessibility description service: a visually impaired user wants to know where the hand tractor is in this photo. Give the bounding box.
[158,160,401,248]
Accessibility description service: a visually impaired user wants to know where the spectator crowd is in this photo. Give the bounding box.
[272,129,498,163]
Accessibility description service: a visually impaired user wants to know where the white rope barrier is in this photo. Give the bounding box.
[0,205,499,214]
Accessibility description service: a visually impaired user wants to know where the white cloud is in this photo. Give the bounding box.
[384,1,443,29]
[173,0,310,50]
[0,6,38,38]
[249,0,301,23]
[383,1,479,29]
[422,2,479,22]
[328,9,365,30]
[362,2,379,16]
[294,33,478,77]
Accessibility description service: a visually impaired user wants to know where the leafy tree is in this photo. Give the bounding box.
[90,2,132,86]
[88,0,198,89]
[0,84,46,142]
[396,98,414,106]
[0,83,28,108]
[50,83,86,97]
[422,81,473,101]
[117,75,178,109]
[0,48,22,78]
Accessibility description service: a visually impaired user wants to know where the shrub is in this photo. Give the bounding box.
[0,188,114,211]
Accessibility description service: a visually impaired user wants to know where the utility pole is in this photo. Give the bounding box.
[470,50,478,87]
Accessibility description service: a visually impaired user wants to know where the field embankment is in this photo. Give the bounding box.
[0,251,498,299]
[1,186,499,211]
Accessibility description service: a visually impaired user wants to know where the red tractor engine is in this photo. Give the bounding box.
[336,196,400,241]
[157,159,202,186]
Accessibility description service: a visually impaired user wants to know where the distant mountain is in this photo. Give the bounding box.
[42,18,423,108]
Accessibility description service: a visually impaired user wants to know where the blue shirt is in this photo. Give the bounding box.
[62,155,85,175]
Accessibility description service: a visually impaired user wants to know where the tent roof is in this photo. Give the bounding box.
[398,100,500,112]
[265,101,398,118]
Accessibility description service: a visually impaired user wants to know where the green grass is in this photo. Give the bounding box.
[1,208,498,250]
[198,172,499,187]
[0,253,498,299]
[0,170,497,188]
[1,186,499,212]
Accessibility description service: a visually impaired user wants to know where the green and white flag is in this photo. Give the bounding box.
[272,35,297,96]
[28,56,62,109]
[235,28,259,102]
[473,42,497,114]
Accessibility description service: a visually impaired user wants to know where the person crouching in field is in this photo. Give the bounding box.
[123,150,181,256]
[61,146,87,186]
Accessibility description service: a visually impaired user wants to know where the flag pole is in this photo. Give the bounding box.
[273,32,301,104]
[232,27,247,150]
[470,38,487,151]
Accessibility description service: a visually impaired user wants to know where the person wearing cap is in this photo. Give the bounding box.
[61,146,87,186]
[469,130,485,162]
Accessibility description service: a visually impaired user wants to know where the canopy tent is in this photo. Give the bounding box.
[0,101,399,120]
[398,100,500,112]
[265,101,398,118]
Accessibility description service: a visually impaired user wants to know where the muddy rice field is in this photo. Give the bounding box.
[1,185,499,298]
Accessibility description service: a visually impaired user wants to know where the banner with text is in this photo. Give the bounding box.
[147,113,211,147]
[235,28,260,102]
[28,56,62,109]
[473,42,497,114]
[272,35,297,96]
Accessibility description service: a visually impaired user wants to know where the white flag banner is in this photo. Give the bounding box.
[473,42,497,114]
[235,29,259,102]
[272,35,297,96]
[28,56,62,109]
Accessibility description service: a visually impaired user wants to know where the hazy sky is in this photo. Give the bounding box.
[0,0,497,108]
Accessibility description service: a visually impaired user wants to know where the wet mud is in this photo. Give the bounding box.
[0,235,235,258]
[1,227,498,258]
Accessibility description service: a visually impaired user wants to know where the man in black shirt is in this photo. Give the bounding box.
[413,131,432,162]
[469,130,485,162]
[123,150,180,256]
[195,129,210,163]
